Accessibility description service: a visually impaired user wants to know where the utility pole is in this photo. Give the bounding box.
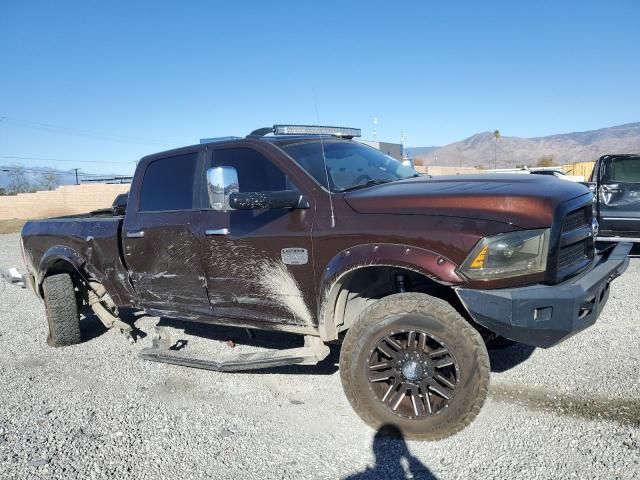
[73,168,79,185]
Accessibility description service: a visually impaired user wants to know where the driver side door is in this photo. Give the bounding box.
[199,143,317,331]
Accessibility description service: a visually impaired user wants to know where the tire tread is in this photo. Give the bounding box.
[43,273,81,347]
[340,292,490,441]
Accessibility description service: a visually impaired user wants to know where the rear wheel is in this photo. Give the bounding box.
[43,273,81,347]
[339,293,490,440]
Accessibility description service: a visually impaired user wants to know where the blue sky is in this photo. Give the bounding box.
[1,0,639,175]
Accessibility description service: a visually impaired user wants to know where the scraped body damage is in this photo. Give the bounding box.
[201,237,314,327]
[123,215,210,313]
[257,259,313,325]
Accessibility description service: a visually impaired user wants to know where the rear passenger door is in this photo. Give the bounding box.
[198,143,316,330]
[123,150,211,315]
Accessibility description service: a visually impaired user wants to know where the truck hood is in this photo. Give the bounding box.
[343,174,591,229]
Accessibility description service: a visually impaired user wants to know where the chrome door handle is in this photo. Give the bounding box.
[205,228,229,236]
[126,230,145,238]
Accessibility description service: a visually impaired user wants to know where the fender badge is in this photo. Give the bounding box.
[281,248,308,265]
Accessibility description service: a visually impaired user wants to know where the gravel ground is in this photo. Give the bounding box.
[0,232,639,479]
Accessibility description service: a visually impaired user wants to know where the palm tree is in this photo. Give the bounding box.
[493,130,501,169]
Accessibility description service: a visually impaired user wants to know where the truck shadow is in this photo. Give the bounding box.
[156,317,341,375]
[79,308,147,344]
[80,310,535,376]
[488,343,536,373]
[343,424,437,480]
[79,313,108,343]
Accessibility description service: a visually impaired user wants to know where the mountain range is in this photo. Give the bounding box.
[406,122,640,168]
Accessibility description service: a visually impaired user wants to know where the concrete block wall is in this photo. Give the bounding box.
[0,184,130,221]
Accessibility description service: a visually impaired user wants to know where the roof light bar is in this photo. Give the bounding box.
[273,124,361,138]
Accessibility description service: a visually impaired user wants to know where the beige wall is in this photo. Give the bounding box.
[0,184,130,221]
[415,165,483,175]
[417,162,595,178]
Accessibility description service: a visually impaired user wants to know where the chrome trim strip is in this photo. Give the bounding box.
[597,236,640,243]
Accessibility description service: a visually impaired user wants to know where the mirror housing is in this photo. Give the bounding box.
[583,182,597,194]
[206,166,239,211]
[206,166,309,211]
[228,191,309,210]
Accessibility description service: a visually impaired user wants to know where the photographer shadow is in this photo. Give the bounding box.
[344,425,437,480]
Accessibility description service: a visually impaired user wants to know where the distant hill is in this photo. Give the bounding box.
[408,122,640,168]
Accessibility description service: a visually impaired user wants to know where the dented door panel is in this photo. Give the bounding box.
[597,156,640,236]
[123,211,211,313]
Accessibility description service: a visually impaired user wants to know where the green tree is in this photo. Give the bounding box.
[492,130,501,169]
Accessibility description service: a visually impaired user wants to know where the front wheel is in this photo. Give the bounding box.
[339,293,490,441]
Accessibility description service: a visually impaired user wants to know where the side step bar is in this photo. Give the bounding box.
[138,328,330,372]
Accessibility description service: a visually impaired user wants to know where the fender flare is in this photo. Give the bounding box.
[317,243,463,340]
[36,245,87,296]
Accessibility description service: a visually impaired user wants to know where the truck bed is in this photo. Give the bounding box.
[21,213,136,306]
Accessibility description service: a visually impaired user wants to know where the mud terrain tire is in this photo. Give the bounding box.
[339,292,490,441]
[43,273,81,347]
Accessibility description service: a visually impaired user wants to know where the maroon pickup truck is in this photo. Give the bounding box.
[16,125,631,440]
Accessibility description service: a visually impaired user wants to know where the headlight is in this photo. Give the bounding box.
[459,229,550,280]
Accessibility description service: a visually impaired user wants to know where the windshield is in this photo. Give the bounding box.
[280,140,419,192]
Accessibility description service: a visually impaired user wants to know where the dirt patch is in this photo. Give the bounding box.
[0,219,26,234]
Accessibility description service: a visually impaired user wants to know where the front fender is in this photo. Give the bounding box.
[317,243,463,340]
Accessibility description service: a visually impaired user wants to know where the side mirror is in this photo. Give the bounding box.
[206,166,239,211]
[228,191,309,210]
[583,182,597,194]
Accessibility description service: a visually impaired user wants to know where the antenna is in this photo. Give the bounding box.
[373,117,378,140]
[312,90,336,228]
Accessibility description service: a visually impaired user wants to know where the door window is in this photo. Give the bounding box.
[607,157,640,183]
[210,148,297,193]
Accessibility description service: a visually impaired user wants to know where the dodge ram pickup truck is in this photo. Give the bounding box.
[16,125,631,440]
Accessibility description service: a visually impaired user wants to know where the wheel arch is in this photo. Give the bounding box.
[36,246,86,297]
[317,243,464,341]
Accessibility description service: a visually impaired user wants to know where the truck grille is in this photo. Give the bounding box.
[562,208,589,233]
[551,203,594,282]
[557,241,588,270]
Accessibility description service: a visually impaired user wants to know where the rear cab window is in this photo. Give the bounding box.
[139,152,198,211]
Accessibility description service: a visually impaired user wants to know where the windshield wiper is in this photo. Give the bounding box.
[337,179,393,192]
